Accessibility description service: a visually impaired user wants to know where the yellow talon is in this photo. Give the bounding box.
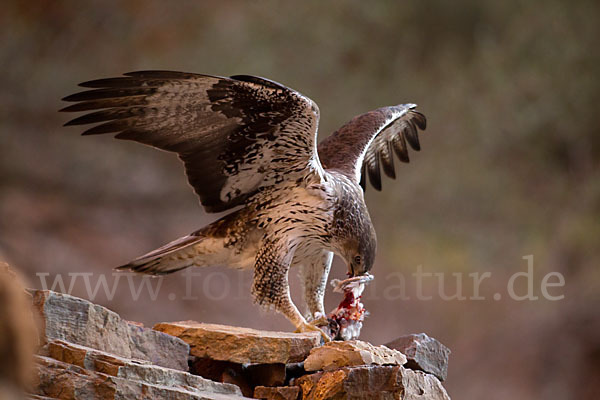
[312,315,330,327]
[295,321,331,342]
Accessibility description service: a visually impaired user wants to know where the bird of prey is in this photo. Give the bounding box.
[62,71,426,339]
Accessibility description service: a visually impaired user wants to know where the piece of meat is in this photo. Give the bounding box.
[326,274,373,340]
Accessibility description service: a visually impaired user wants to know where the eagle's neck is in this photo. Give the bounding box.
[325,170,374,247]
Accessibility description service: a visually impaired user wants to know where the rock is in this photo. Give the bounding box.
[294,369,345,400]
[154,321,320,364]
[385,333,450,381]
[254,385,300,400]
[34,355,137,399]
[119,361,242,396]
[303,340,407,372]
[43,339,148,377]
[30,290,190,371]
[22,285,451,399]
[127,322,190,370]
[400,368,451,400]
[39,339,242,396]
[294,365,450,400]
[33,352,247,399]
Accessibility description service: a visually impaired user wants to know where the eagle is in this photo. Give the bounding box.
[62,71,426,340]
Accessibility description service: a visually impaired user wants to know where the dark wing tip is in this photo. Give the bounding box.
[62,92,82,102]
[80,121,129,135]
[404,120,421,151]
[62,90,96,102]
[366,154,382,191]
[62,114,88,126]
[381,159,396,179]
[80,78,115,88]
[59,103,82,112]
[411,110,427,130]
[371,179,382,191]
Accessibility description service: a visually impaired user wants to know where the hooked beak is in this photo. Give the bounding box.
[348,262,355,277]
[348,260,364,277]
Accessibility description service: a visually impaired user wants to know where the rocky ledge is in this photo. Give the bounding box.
[27,289,451,399]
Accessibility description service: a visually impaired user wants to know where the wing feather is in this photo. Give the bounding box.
[392,131,410,163]
[62,71,321,212]
[318,104,426,191]
[365,147,382,191]
[380,139,396,179]
[404,119,421,151]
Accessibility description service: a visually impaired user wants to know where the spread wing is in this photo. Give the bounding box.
[61,71,321,213]
[318,104,426,191]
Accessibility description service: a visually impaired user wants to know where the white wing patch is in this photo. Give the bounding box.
[353,105,414,181]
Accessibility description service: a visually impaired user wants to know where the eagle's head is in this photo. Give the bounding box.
[334,206,377,277]
[344,222,377,277]
[331,173,378,277]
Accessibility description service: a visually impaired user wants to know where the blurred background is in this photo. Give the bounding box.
[1,1,599,398]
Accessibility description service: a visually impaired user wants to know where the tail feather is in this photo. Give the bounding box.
[116,234,204,275]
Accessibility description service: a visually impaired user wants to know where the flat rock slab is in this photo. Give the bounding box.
[40,340,242,397]
[32,355,248,400]
[154,321,321,364]
[303,340,407,372]
[43,339,150,377]
[385,333,450,381]
[31,290,190,371]
[295,365,450,400]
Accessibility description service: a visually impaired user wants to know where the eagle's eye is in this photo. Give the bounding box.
[353,255,362,265]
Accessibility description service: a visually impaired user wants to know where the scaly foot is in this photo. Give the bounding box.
[311,314,330,327]
[295,321,331,342]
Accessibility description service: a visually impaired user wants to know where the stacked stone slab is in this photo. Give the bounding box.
[157,321,451,400]
[154,321,321,364]
[294,340,449,400]
[154,321,322,397]
[25,289,451,399]
[31,290,190,371]
[28,290,247,399]
[294,365,449,400]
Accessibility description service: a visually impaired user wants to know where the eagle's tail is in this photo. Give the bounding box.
[115,233,204,276]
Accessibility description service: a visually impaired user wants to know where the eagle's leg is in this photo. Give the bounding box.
[252,238,331,342]
[299,250,334,324]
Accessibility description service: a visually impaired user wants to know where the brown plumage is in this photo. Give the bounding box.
[62,71,426,340]
[318,104,426,191]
